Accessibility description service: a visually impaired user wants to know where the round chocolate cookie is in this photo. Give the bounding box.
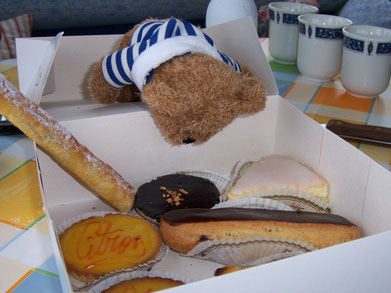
[135,174,220,223]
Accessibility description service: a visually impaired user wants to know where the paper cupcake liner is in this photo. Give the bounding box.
[226,160,333,213]
[212,197,294,211]
[175,169,231,202]
[56,211,168,292]
[227,160,256,191]
[242,251,304,266]
[237,191,333,213]
[184,237,316,267]
[86,271,192,293]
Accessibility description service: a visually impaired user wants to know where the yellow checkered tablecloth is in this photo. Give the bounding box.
[0,60,62,292]
[0,39,391,292]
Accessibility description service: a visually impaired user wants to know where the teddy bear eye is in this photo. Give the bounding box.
[183,137,196,144]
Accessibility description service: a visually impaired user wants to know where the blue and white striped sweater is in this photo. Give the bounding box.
[102,18,242,91]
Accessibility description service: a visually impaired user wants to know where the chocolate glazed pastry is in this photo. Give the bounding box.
[135,174,221,223]
[160,208,360,254]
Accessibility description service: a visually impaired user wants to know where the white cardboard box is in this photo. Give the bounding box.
[16,18,391,292]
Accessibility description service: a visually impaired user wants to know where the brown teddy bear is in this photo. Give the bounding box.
[88,18,267,145]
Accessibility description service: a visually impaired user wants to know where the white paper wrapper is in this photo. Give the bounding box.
[242,251,303,266]
[56,211,168,292]
[226,160,333,213]
[237,192,333,213]
[87,271,192,293]
[185,237,316,267]
[212,197,294,211]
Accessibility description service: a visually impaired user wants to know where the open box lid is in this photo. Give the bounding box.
[15,17,278,122]
[14,16,391,292]
[15,32,63,103]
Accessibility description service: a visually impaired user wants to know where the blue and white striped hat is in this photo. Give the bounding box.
[102,18,242,91]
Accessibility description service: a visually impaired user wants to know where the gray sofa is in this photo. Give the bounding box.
[1,0,348,36]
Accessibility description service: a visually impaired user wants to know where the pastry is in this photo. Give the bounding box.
[135,174,220,223]
[0,77,135,213]
[59,213,162,283]
[102,277,184,292]
[214,266,250,276]
[159,208,360,254]
[227,154,329,203]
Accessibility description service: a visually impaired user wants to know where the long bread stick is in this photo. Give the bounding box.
[0,77,135,212]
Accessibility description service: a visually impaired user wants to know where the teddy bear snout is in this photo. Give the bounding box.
[183,137,196,144]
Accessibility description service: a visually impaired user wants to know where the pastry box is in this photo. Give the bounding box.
[15,17,391,292]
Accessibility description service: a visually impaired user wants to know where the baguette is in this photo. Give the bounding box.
[0,76,135,212]
[160,208,360,254]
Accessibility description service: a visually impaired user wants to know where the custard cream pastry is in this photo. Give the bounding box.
[214,265,250,276]
[102,276,184,292]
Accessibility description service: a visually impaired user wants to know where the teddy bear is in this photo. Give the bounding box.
[88,17,267,145]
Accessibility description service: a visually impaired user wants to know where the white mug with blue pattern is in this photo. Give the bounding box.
[297,14,352,82]
[341,25,391,98]
[268,2,318,64]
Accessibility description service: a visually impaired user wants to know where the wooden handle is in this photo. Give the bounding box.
[326,119,391,144]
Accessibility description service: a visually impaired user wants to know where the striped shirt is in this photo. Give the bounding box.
[102,18,241,91]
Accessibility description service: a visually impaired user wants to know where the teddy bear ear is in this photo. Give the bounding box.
[88,59,122,104]
[237,74,267,114]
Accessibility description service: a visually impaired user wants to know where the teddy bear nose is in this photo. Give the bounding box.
[183,137,196,144]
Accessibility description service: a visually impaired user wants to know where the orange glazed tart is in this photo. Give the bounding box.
[102,277,184,293]
[59,213,162,283]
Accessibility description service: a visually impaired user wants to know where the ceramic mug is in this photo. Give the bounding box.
[206,0,258,30]
[297,14,352,82]
[268,2,318,64]
[341,25,391,98]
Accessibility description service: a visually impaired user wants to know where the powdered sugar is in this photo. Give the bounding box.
[0,76,20,100]
[0,76,73,145]
[85,153,135,193]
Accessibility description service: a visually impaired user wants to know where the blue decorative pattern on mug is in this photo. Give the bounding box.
[270,10,275,21]
[344,36,364,52]
[283,14,298,24]
[277,12,281,24]
[308,26,312,38]
[368,42,373,55]
[299,23,306,35]
[315,28,343,39]
[377,42,391,54]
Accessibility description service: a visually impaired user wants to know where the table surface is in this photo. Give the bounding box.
[1,38,391,292]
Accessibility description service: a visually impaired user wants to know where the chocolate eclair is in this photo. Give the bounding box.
[135,174,220,223]
[159,208,360,254]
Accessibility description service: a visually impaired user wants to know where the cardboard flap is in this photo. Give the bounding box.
[17,18,277,122]
[319,129,373,232]
[38,97,279,223]
[162,231,391,293]
[362,162,391,235]
[204,17,279,96]
[273,96,323,169]
[16,32,63,103]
